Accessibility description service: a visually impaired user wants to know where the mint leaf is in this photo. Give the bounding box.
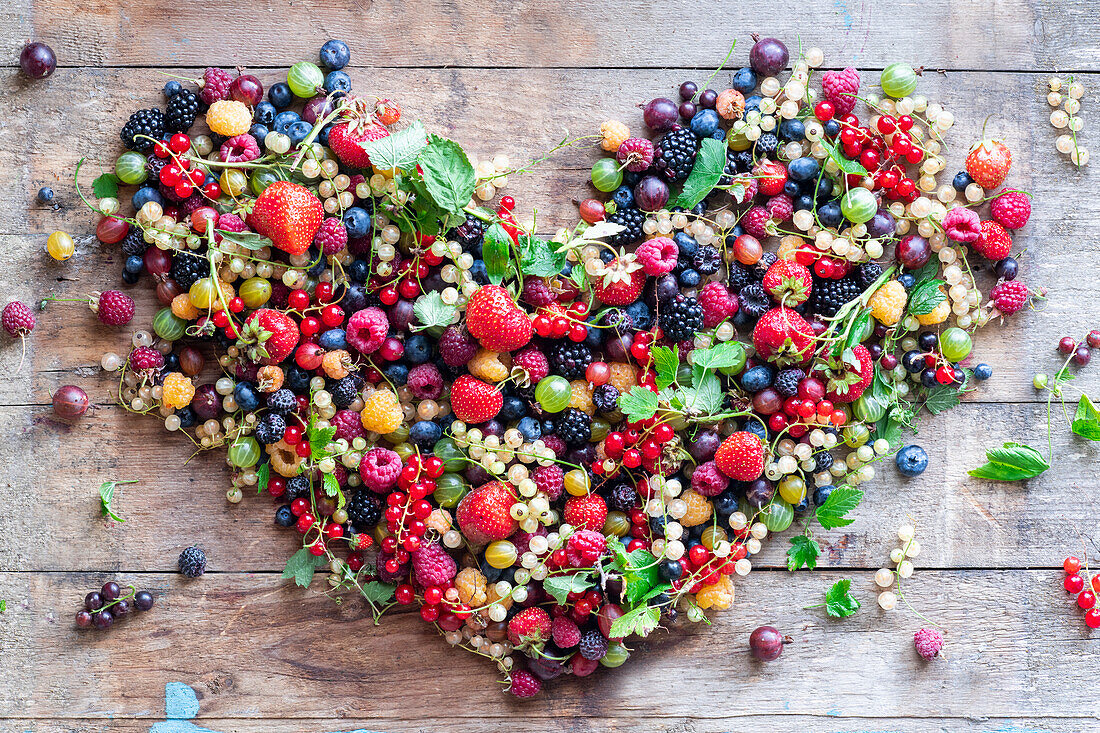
[416,135,476,215]
[691,341,746,371]
[92,173,119,199]
[824,579,861,618]
[815,487,863,529]
[360,580,396,604]
[256,462,270,495]
[99,479,136,523]
[519,235,567,277]
[608,604,661,639]
[672,137,727,208]
[412,291,458,332]
[1072,394,1100,441]
[907,278,947,316]
[618,386,658,422]
[0,600,5,613]
[787,535,821,571]
[282,548,328,588]
[542,572,596,605]
[968,441,1050,481]
[819,137,871,177]
[924,386,961,415]
[359,119,427,171]
[651,345,680,390]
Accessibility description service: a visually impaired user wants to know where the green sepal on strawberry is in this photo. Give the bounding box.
[507,606,552,649]
[752,307,815,367]
[762,260,812,306]
[714,431,767,481]
[326,96,392,169]
[464,284,533,352]
[817,343,874,403]
[965,136,1013,189]
[456,480,518,546]
[591,250,645,306]
[450,374,504,424]
[237,308,300,365]
[247,180,323,256]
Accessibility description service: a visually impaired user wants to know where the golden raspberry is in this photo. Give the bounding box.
[777,235,805,262]
[360,389,403,434]
[206,100,252,136]
[468,348,512,383]
[256,365,284,393]
[266,439,303,477]
[568,380,595,415]
[485,582,514,611]
[868,280,907,326]
[679,489,713,527]
[426,508,452,534]
[599,120,630,152]
[322,349,352,379]
[171,293,199,320]
[694,574,735,610]
[161,372,195,409]
[455,567,488,607]
[715,89,746,121]
[916,288,951,325]
[607,362,638,395]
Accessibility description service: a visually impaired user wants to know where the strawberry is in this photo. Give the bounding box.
[714,432,767,481]
[819,343,874,404]
[762,260,812,306]
[974,220,1012,260]
[965,137,1012,189]
[563,493,608,532]
[328,118,391,169]
[507,606,552,647]
[752,307,815,367]
[237,308,300,365]
[591,251,645,306]
[456,480,517,545]
[754,160,787,196]
[248,181,323,256]
[450,374,503,424]
[465,285,533,352]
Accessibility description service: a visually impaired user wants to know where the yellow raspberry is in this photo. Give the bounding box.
[468,348,512,383]
[568,380,595,415]
[322,349,352,379]
[206,100,252,136]
[694,574,735,610]
[361,389,403,434]
[455,567,488,606]
[868,280,908,326]
[485,581,514,611]
[266,440,303,477]
[171,293,199,320]
[679,489,713,527]
[256,365,284,393]
[599,120,630,152]
[161,372,195,409]
[916,288,951,325]
[426,508,453,534]
[776,235,806,262]
[607,362,638,395]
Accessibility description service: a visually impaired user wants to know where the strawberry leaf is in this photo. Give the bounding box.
[924,386,961,415]
[907,278,947,316]
[520,235,568,278]
[98,479,136,523]
[542,572,596,605]
[360,580,396,604]
[691,341,746,371]
[672,138,727,209]
[823,579,862,618]
[411,291,458,332]
[282,548,328,588]
[482,223,514,285]
[608,604,661,639]
[1072,394,1100,441]
[215,229,275,251]
[818,137,871,177]
[417,135,476,216]
[359,119,427,171]
[618,386,658,422]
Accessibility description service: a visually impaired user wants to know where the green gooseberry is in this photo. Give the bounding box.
[760,497,794,533]
[534,375,572,413]
[600,642,631,668]
[590,158,623,193]
[842,423,870,448]
[432,439,466,472]
[287,61,324,98]
[239,277,272,309]
[852,392,886,423]
[881,62,918,99]
[939,327,972,362]
[228,436,261,468]
[115,151,148,185]
[433,474,468,508]
[152,308,187,341]
[250,168,279,196]
[840,187,878,224]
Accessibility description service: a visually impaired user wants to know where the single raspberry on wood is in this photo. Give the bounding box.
[821,66,860,116]
[914,628,944,660]
[93,290,135,326]
[509,669,542,698]
[990,280,1032,315]
[2,301,35,337]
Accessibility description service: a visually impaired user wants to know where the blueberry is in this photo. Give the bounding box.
[176,407,196,428]
[993,257,1018,281]
[253,101,277,126]
[404,334,431,364]
[794,194,815,211]
[787,156,820,182]
[275,504,295,527]
[285,366,312,393]
[121,269,140,285]
[324,70,352,94]
[273,110,300,134]
[319,39,351,70]
[318,123,334,147]
[973,363,993,381]
[896,445,929,477]
[783,181,801,198]
[318,328,347,350]
[517,417,542,441]
[673,231,698,259]
[611,185,634,210]
[689,108,720,137]
[823,119,841,137]
[343,283,367,312]
[743,95,763,114]
[499,395,526,422]
[268,82,293,109]
[740,365,774,392]
[817,201,843,228]
[812,484,835,506]
[234,382,261,412]
[287,120,313,145]
[342,207,371,238]
[732,68,757,95]
[36,186,54,204]
[778,118,805,142]
[469,259,488,285]
[624,301,652,330]
[713,489,739,515]
[711,128,726,141]
[347,258,370,283]
[249,123,270,142]
[678,268,701,288]
[657,560,683,582]
[952,171,973,191]
[383,363,409,385]
[409,420,442,448]
[163,80,183,98]
[742,417,768,442]
[898,273,917,289]
[132,186,163,211]
[794,496,811,514]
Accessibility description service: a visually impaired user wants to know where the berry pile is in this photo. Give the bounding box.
[75,582,155,630]
[56,37,1041,695]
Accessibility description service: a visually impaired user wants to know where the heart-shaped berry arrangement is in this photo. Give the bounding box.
[69,36,1035,696]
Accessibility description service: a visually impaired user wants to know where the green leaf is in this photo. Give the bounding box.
[519,235,568,278]
[569,265,588,292]
[0,600,5,613]
[818,137,871,177]
[416,135,476,215]
[691,341,746,371]
[99,479,136,523]
[787,535,821,571]
[579,221,627,240]
[322,472,340,497]
[411,291,458,332]
[680,372,723,415]
[481,222,514,285]
[282,548,328,588]
[359,119,427,171]
[215,228,275,251]
[639,583,673,603]
[623,549,660,603]
[618,386,659,422]
[651,345,680,390]
[308,424,337,461]
[92,173,119,199]
[360,580,397,604]
[873,409,906,448]
[1071,394,1100,441]
[842,309,872,354]
[815,487,863,530]
[907,278,947,316]
[672,137,728,209]
[968,441,1050,481]
[824,579,862,618]
[608,604,661,639]
[911,259,941,285]
[256,462,270,495]
[923,386,961,415]
[542,572,596,605]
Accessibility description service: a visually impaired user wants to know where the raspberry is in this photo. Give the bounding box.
[469,348,512,383]
[989,189,1031,229]
[695,574,735,610]
[321,349,352,379]
[563,493,607,532]
[128,346,164,372]
[219,134,261,163]
[551,616,581,648]
[634,236,678,276]
[509,670,542,698]
[698,281,738,328]
[592,384,619,414]
[411,541,457,587]
[568,380,595,415]
[541,434,566,457]
[94,290,135,326]
[161,372,195,410]
[565,529,607,567]
[532,465,564,500]
[454,567,488,606]
[914,628,944,660]
[616,137,655,172]
[345,307,389,354]
[578,629,608,660]
[360,389,403,434]
[942,206,981,243]
[358,447,402,492]
[205,100,252,137]
[678,489,713,527]
[975,220,1012,260]
[821,66,860,116]
[438,325,478,367]
[868,280,907,326]
[741,205,771,239]
[406,363,444,400]
[513,346,550,385]
[520,277,556,307]
[199,67,232,105]
[217,213,247,232]
[2,301,35,337]
[691,461,730,497]
[915,290,951,325]
[607,362,638,395]
[990,280,1030,315]
[599,119,629,152]
[313,217,347,255]
[765,194,793,222]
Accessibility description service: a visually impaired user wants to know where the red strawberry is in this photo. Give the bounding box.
[965,137,1012,189]
[752,307,815,367]
[974,220,1012,260]
[238,308,300,364]
[456,480,517,545]
[591,251,645,306]
[465,285,533,352]
[714,432,767,481]
[819,343,874,404]
[989,189,1031,229]
[450,374,503,424]
[754,160,787,197]
[762,260,812,306]
[507,606,552,646]
[563,493,608,532]
[248,181,323,256]
[328,119,391,169]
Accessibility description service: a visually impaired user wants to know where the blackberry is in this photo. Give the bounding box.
[556,408,592,446]
[813,449,834,473]
[810,276,861,317]
[254,413,286,445]
[146,154,168,183]
[346,491,383,530]
[857,261,884,289]
[120,108,165,152]
[165,89,201,133]
[738,282,772,320]
[170,252,207,290]
[548,342,592,381]
[733,149,755,172]
[285,476,310,500]
[654,126,699,181]
[692,245,721,276]
[120,227,148,256]
[752,251,777,281]
[592,384,620,414]
[177,546,206,578]
[450,214,485,252]
[606,207,646,248]
[329,377,358,408]
[774,369,805,397]
[607,482,638,512]
[659,297,704,342]
[718,149,739,186]
[600,307,632,335]
[266,388,296,414]
[754,132,779,158]
[578,628,609,660]
[727,262,754,293]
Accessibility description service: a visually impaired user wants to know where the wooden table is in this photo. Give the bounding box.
[2,2,1099,730]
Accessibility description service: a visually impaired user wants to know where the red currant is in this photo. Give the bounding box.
[395,584,415,605]
[321,304,344,327]
[1064,556,1082,574]
[1086,608,1100,629]
[1065,574,1086,594]
[1078,590,1097,609]
[814,100,835,121]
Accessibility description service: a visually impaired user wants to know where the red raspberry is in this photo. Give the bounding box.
[512,526,547,556]
[216,213,247,232]
[741,205,771,239]
[94,290,135,326]
[313,217,347,255]
[690,460,730,497]
[1,301,35,337]
[358,447,402,492]
[765,194,793,222]
[532,464,565,500]
[513,346,550,384]
[509,670,542,698]
[698,282,738,329]
[990,280,1030,315]
[616,137,656,172]
[563,494,607,532]
[541,434,566,457]
[438,325,478,367]
[219,134,261,163]
[974,220,1012,260]
[179,194,204,216]
[345,307,388,354]
[821,66,861,116]
[411,541,457,587]
[200,67,232,105]
[128,346,164,372]
[331,409,367,442]
[730,174,758,202]
[551,616,582,648]
[635,236,678,276]
[913,628,944,660]
[520,277,557,307]
[406,363,444,400]
[565,529,607,567]
[989,189,1031,229]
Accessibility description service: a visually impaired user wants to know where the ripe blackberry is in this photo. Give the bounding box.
[813,449,834,473]
[170,252,207,290]
[754,132,779,158]
[165,89,201,133]
[775,369,805,396]
[285,476,310,500]
[654,126,699,182]
[727,262,754,293]
[329,376,358,408]
[718,149,740,186]
[857,261,883,289]
[692,244,721,275]
[556,408,592,446]
[607,482,639,512]
[254,412,286,445]
[592,384,620,414]
[266,388,296,414]
[177,546,207,578]
[606,207,646,248]
[752,251,778,280]
[548,342,592,381]
[659,297,704,342]
[346,491,383,531]
[120,108,165,152]
[450,214,485,252]
[810,276,861,317]
[578,628,609,660]
[120,228,148,256]
[738,282,772,320]
[146,154,168,182]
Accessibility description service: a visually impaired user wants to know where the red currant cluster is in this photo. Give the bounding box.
[532,301,591,342]
[600,420,676,474]
[154,133,222,200]
[1062,556,1100,629]
[382,454,447,557]
[814,102,925,202]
